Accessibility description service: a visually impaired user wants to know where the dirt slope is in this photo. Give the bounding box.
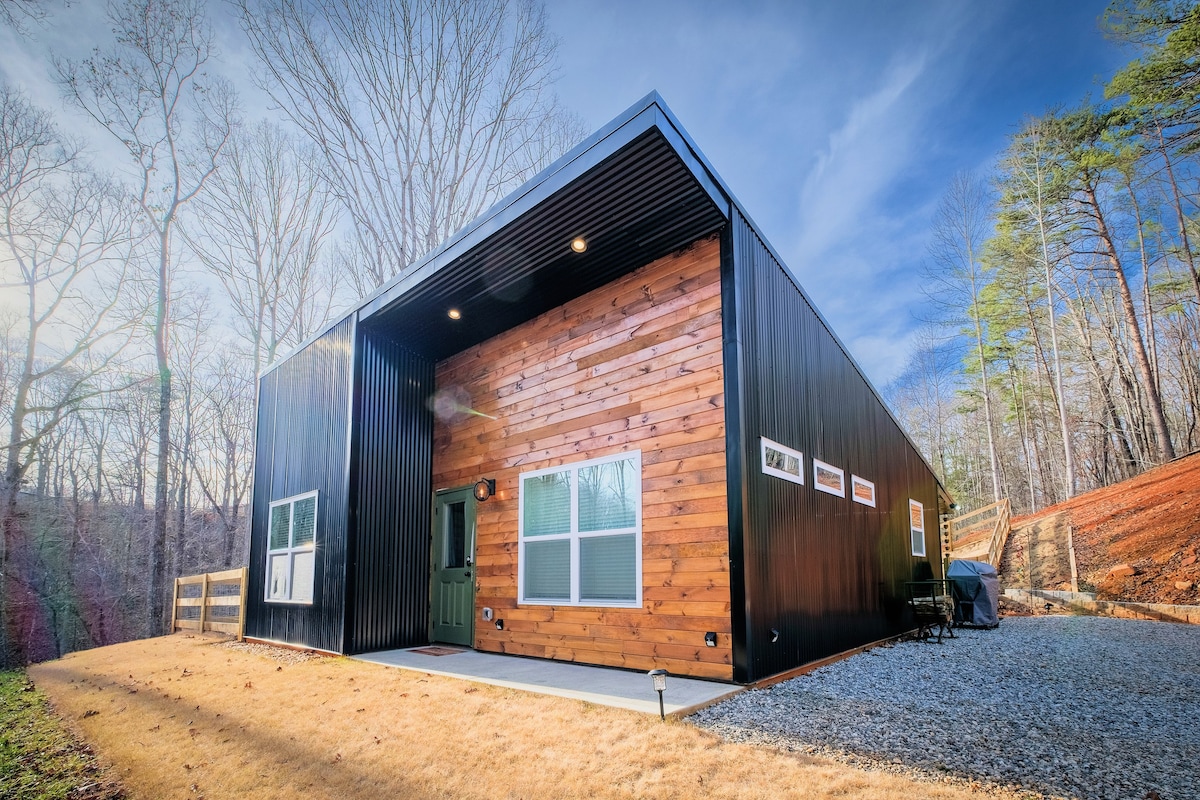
[1007,451,1200,605]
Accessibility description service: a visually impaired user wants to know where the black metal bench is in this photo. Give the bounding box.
[905,580,956,643]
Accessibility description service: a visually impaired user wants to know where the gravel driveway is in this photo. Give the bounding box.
[692,616,1200,800]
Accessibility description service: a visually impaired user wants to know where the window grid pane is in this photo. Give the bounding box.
[523,472,571,537]
[578,458,637,532]
[292,496,316,546]
[269,504,291,550]
[268,554,290,599]
[524,539,571,601]
[580,534,636,602]
[291,551,315,603]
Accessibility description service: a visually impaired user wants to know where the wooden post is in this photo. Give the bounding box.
[198,572,210,635]
[1067,524,1079,593]
[237,566,248,641]
[170,577,180,633]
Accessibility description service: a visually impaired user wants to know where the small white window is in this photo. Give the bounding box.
[851,475,876,507]
[761,437,803,485]
[909,499,926,557]
[812,458,845,498]
[518,451,641,607]
[266,491,318,604]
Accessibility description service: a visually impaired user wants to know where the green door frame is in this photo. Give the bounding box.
[430,486,476,646]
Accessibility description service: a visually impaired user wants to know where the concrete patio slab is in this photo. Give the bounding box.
[355,647,741,716]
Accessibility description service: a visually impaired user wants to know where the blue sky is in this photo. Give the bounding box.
[0,1,1132,386]
[544,0,1131,385]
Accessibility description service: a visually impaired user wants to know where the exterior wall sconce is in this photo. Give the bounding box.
[473,478,495,502]
[704,632,717,647]
[648,668,668,721]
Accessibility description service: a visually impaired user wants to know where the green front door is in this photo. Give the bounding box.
[431,487,476,646]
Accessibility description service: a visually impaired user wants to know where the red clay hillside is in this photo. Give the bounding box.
[1006,451,1200,606]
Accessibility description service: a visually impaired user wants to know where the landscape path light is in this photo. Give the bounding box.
[648,668,668,721]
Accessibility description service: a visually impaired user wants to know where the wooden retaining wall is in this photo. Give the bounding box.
[432,236,731,679]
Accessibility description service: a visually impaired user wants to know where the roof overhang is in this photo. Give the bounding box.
[354,93,731,361]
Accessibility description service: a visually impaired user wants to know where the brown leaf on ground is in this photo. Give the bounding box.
[28,632,1042,800]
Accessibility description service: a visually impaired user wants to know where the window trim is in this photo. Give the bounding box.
[851,475,876,507]
[517,450,642,608]
[265,490,319,605]
[761,437,804,485]
[909,498,926,557]
[812,458,846,498]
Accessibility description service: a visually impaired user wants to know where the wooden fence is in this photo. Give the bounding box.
[171,567,248,639]
[943,498,1012,568]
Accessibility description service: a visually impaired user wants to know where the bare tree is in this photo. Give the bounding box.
[188,353,254,568]
[1053,107,1176,464]
[0,84,144,664]
[234,0,583,285]
[182,121,341,375]
[55,0,237,628]
[0,0,52,33]
[997,116,1078,498]
[926,172,1004,504]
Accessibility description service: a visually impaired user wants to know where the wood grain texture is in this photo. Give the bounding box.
[432,236,732,679]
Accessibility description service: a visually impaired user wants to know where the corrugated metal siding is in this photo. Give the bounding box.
[245,317,356,652]
[726,210,941,683]
[346,328,435,654]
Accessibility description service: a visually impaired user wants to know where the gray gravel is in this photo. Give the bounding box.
[691,616,1200,800]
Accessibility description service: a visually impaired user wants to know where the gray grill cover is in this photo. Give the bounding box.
[948,559,1000,628]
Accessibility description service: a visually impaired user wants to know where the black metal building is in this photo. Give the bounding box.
[245,93,948,683]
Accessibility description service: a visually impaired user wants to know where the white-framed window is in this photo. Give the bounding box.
[761,437,803,485]
[909,498,926,557]
[851,475,876,507]
[266,491,318,604]
[812,458,845,497]
[518,451,642,607]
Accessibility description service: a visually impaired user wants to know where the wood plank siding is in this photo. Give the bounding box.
[432,235,732,679]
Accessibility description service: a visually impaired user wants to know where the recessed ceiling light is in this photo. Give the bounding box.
[570,236,587,253]
[447,308,462,320]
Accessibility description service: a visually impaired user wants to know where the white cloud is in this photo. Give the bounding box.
[846,327,922,389]
[793,54,928,267]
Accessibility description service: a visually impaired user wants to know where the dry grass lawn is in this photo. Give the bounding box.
[30,634,1017,799]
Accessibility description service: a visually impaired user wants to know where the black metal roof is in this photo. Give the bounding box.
[354,96,731,360]
[259,93,734,369]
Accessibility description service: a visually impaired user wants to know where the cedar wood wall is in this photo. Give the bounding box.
[432,235,732,679]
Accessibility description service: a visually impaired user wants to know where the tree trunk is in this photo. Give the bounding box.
[150,227,172,631]
[1036,211,1075,497]
[1085,185,1176,463]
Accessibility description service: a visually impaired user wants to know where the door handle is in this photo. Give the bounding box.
[466,557,473,566]
[464,571,472,577]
